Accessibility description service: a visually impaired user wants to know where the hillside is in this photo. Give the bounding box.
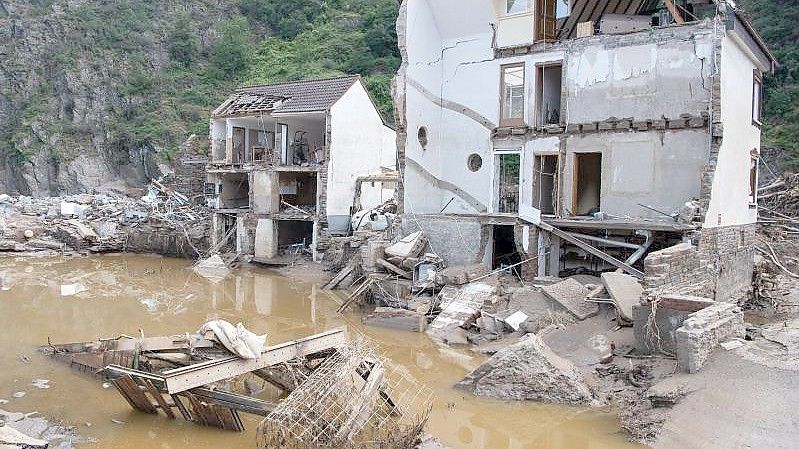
[738,0,799,169]
[0,0,793,196]
[0,0,399,195]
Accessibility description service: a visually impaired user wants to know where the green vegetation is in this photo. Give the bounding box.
[1,0,400,166]
[739,0,799,167]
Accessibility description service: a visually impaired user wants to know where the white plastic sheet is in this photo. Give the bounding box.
[198,320,267,360]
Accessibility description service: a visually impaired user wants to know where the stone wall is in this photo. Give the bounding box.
[676,302,745,373]
[643,224,756,303]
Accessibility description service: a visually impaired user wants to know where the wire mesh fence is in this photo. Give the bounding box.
[257,339,432,449]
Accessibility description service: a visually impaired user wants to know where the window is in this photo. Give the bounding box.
[573,153,602,216]
[501,64,526,126]
[468,153,483,172]
[494,152,521,214]
[418,126,428,149]
[506,0,530,15]
[752,71,763,126]
[535,63,562,126]
[749,150,759,205]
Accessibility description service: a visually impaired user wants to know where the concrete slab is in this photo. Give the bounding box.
[601,272,643,322]
[385,231,427,258]
[541,278,599,320]
[429,283,495,335]
[363,307,427,332]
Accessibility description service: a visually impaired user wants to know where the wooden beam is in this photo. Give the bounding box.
[536,222,645,278]
[663,0,685,24]
[161,328,347,394]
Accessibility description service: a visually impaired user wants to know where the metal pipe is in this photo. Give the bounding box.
[569,232,642,250]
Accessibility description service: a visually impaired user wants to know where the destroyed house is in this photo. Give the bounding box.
[206,75,397,262]
[397,0,776,302]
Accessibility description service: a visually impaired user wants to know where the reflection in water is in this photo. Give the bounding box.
[0,255,643,449]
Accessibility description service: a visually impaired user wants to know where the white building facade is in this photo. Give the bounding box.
[397,0,775,301]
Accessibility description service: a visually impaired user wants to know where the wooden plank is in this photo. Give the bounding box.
[162,328,347,394]
[185,394,208,426]
[376,259,411,279]
[143,380,175,419]
[337,278,375,313]
[663,0,685,24]
[171,394,192,421]
[114,376,158,414]
[323,263,354,290]
[111,378,141,411]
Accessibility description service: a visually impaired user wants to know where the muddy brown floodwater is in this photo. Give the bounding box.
[0,255,645,449]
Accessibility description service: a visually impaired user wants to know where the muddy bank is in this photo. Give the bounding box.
[0,191,208,259]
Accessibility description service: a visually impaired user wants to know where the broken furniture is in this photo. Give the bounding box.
[43,327,348,432]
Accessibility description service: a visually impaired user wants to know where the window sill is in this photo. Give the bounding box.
[501,11,534,19]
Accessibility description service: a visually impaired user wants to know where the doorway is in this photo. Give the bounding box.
[232,127,246,163]
[533,154,558,215]
[573,153,602,216]
[493,225,522,275]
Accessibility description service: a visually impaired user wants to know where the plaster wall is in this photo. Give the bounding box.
[704,35,761,227]
[254,218,278,259]
[328,81,398,219]
[210,119,226,162]
[251,171,279,215]
[561,130,709,218]
[564,26,715,123]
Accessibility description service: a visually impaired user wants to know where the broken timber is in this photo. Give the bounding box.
[322,262,355,290]
[161,328,346,394]
[535,221,645,278]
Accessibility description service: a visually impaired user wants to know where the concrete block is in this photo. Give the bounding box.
[541,278,599,320]
[676,303,745,373]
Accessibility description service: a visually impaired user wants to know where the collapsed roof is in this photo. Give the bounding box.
[213,75,361,117]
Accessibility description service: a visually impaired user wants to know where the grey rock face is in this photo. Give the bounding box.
[456,333,604,407]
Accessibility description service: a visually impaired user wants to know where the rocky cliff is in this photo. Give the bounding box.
[0,0,241,196]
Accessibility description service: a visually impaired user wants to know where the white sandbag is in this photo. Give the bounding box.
[198,320,267,359]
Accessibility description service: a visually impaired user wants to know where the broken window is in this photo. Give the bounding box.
[506,0,529,15]
[535,0,557,42]
[753,70,763,126]
[535,63,562,126]
[573,153,602,216]
[495,152,521,214]
[750,150,759,205]
[500,64,525,127]
[533,154,558,215]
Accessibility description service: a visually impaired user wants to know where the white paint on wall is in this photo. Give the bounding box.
[328,80,397,218]
[704,34,761,227]
[497,13,534,48]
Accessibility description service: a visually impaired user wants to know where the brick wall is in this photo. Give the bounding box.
[643,224,756,304]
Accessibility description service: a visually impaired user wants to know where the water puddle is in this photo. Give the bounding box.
[0,255,644,449]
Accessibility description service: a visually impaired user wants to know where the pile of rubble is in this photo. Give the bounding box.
[40,322,432,449]
[0,181,210,258]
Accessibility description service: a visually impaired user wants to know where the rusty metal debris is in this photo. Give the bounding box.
[43,325,432,447]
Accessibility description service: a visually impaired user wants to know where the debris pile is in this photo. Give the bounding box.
[0,180,209,258]
[754,173,799,313]
[43,323,432,448]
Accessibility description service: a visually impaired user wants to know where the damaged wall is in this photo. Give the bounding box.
[561,130,710,219]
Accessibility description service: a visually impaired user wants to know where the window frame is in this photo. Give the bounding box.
[505,0,531,16]
[752,70,763,127]
[500,63,527,127]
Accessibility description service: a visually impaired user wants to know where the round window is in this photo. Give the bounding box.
[467,153,483,172]
[417,126,428,149]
